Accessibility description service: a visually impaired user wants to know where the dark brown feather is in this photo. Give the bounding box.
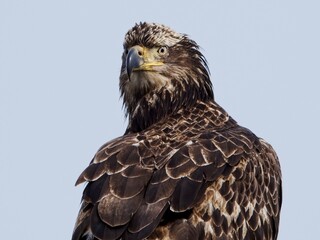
[90,205,128,240]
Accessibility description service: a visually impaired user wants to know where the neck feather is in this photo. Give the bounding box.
[125,74,213,134]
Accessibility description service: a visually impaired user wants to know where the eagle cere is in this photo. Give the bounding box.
[72,22,282,240]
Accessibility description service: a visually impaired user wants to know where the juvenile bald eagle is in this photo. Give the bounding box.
[72,22,282,240]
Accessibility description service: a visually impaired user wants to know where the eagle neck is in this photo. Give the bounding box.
[125,77,213,134]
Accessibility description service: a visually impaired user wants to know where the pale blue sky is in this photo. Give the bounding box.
[1,1,319,239]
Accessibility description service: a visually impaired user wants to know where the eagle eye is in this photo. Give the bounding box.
[158,46,168,55]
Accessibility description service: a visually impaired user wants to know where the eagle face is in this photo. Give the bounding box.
[124,44,170,97]
[119,23,213,120]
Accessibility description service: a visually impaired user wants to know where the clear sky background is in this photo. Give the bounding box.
[1,1,319,239]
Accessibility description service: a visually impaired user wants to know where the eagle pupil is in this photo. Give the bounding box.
[158,46,167,54]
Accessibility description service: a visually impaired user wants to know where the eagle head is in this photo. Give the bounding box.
[119,22,213,132]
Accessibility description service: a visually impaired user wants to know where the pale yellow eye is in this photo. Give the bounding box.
[158,46,168,55]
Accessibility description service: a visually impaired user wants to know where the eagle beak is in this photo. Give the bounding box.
[126,46,164,79]
[126,46,144,77]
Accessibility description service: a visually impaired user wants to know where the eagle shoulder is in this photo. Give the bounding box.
[73,101,281,240]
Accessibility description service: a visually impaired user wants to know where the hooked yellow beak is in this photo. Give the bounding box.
[126,46,164,78]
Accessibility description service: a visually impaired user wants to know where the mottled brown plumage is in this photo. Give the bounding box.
[72,22,282,240]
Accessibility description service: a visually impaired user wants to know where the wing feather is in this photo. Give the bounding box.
[170,177,206,212]
[97,191,144,226]
[91,204,128,240]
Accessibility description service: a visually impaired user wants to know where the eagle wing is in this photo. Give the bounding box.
[72,121,281,240]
